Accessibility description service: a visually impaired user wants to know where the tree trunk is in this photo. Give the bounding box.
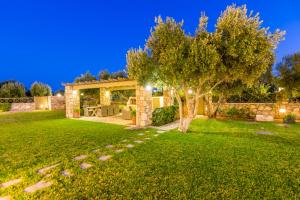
[174,91,184,131]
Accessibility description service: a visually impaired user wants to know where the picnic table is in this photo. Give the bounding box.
[86,106,100,117]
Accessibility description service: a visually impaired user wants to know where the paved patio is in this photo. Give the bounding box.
[78,115,133,126]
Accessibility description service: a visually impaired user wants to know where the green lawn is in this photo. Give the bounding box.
[0,111,300,199]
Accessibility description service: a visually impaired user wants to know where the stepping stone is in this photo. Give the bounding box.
[106,144,114,148]
[115,149,124,153]
[61,170,73,177]
[126,144,134,148]
[24,181,52,193]
[154,134,159,137]
[144,137,151,140]
[138,133,144,136]
[80,163,93,170]
[256,131,273,135]
[157,130,165,134]
[0,178,22,188]
[134,140,143,144]
[0,196,11,200]
[37,163,60,175]
[74,155,88,161]
[99,155,112,161]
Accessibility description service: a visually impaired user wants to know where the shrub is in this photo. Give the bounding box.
[0,81,26,98]
[30,82,52,97]
[222,107,254,120]
[152,105,178,126]
[283,114,296,124]
[0,103,11,112]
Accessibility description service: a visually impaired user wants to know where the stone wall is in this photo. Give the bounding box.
[10,103,35,112]
[50,96,65,110]
[136,86,152,127]
[215,103,300,120]
[65,86,80,118]
[99,88,111,105]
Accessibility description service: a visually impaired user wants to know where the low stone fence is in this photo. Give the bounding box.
[0,96,65,112]
[10,103,35,112]
[215,102,300,120]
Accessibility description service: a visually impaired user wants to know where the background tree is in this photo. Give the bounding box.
[74,71,97,83]
[98,70,111,80]
[0,81,26,98]
[98,70,128,80]
[127,5,284,133]
[276,52,300,100]
[30,82,52,97]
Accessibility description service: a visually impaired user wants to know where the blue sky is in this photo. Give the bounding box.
[0,0,299,91]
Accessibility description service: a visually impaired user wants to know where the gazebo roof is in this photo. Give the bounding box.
[63,78,137,90]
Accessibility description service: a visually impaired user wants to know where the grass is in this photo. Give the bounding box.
[0,111,300,199]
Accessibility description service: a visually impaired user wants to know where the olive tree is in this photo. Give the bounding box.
[30,82,52,97]
[0,81,26,98]
[127,5,284,133]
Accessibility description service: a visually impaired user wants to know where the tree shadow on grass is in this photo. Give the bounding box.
[188,130,300,148]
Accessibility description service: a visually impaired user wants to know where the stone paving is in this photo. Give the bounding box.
[0,178,22,188]
[80,162,93,170]
[37,163,60,175]
[0,128,165,198]
[0,196,11,200]
[61,170,72,177]
[74,155,88,161]
[99,155,112,161]
[24,181,52,193]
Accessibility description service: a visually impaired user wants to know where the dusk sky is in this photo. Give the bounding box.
[0,0,299,91]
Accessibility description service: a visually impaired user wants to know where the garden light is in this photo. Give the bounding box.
[80,93,84,96]
[279,108,286,113]
[188,89,193,94]
[146,85,152,91]
[72,90,77,95]
[56,93,62,97]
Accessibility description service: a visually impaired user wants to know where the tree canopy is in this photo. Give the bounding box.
[30,82,52,97]
[0,81,26,98]
[276,52,300,100]
[126,4,284,132]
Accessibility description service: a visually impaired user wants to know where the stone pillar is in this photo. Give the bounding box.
[65,86,80,118]
[163,87,174,107]
[136,85,152,127]
[100,88,111,105]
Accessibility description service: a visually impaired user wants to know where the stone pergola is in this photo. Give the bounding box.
[64,79,173,127]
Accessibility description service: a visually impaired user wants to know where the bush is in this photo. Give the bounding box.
[30,82,52,97]
[221,107,254,120]
[0,103,11,112]
[152,105,178,126]
[283,114,296,124]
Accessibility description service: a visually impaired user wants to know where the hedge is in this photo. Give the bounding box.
[152,105,178,126]
[0,103,11,112]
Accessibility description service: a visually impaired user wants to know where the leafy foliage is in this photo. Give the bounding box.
[0,81,26,98]
[74,71,97,83]
[276,52,300,100]
[219,107,255,120]
[152,105,178,126]
[0,103,11,112]
[283,114,296,124]
[30,82,52,97]
[98,70,128,80]
[127,5,284,132]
